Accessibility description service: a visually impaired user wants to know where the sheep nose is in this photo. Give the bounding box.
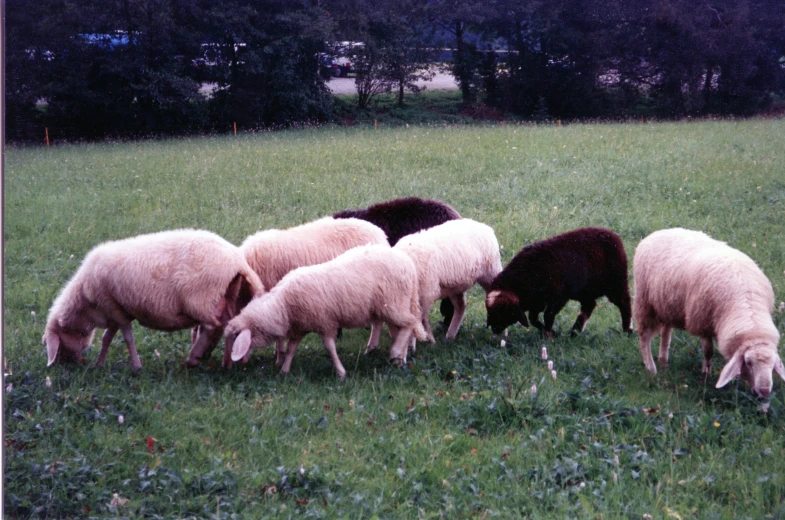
[755,387,771,399]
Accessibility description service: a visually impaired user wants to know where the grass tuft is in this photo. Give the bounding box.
[5,118,785,517]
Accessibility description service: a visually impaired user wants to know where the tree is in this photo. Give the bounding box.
[195,0,334,128]
[428,0,487,107]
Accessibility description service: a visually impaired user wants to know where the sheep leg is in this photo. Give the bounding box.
[543,299,568,338]
[119,324,142,371]
[274,338,288,368]
[439,298,455,328]
[570,299,596,336]
[657,327,672,368]
[387,324,407,365]
[700,336,714,380]
[528,305,546,332]
[188,324,219,367]
[279,337,303,375]
[421,306,436,344]
[389,327,414,366]
[445,293,467,340]
[201,326,224,361]
[95,325,119,367]
[321,335,347,380]
[639,328,657,374]
[364,319,383,354]
[608,289,633,333]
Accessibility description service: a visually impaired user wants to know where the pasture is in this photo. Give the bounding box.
[4,119,785,518]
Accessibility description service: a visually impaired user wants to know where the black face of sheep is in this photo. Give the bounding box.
[485,290,528,334]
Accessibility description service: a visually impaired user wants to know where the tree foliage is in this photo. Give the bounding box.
[6,0,785,140]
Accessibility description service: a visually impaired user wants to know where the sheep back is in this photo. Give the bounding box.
[240,217,388,289]
[334,197,461,246]
[394,218,502,306]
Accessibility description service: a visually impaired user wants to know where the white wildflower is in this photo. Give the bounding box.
[547,360,553,371]
[45,376,52,388]
[551,370,557,380]
[541,347,548,360]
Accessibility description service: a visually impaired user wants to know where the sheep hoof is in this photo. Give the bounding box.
[657,359,669,369]
[389,357,405,368]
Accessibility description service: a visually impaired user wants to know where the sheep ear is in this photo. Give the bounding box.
[716,351,744,388]
[44,331,60,367]
[231,329,252,362]
[774,357,785,383]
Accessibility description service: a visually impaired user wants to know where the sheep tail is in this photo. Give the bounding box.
[240,265,266,299]
[409,292,428,342]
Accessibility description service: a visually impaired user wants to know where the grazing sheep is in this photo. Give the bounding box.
[485,227,632,338]
[229,217,387,368]
[42,229,265,371]
[390,218,502,356]
[224,244,428,379]
[633,228,784,398]
[334,197,462,325]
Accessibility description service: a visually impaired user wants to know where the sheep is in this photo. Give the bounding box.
[42,229,265,371]
[388,218,502,359]
[633,227,784,398]
[227,216,388,368]
[485,227,632,338]
[333,196,461,246]
[223,244,428,379]
[334,196,462,326]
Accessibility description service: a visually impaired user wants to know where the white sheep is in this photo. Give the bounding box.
[42,229,265,371]
[224,244,427,379]
[227,216,388,368]
[633,228,784,398]
[388,218,502,358]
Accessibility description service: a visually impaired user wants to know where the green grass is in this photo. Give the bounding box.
[332,90,481,127]
[4,119,785,518]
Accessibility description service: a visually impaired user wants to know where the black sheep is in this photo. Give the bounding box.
[485,227,632,337]
[334,197,462,324]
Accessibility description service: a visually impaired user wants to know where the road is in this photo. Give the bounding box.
[327,72,458,95]
[199,72,459,98]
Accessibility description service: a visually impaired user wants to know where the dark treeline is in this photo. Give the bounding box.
[7,0,785,140]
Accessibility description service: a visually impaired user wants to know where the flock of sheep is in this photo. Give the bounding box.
[43,197,784,399]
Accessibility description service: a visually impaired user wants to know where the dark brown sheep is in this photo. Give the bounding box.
[485,227,632,338]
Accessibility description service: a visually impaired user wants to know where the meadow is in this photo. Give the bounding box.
[4,118,785,519]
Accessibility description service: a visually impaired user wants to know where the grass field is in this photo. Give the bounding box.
[4,118,785,519]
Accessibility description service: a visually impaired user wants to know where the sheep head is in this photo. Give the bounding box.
[716,341,785,398]
[485,290,528,334]
[43,321,95,366]
[224,322,276,364]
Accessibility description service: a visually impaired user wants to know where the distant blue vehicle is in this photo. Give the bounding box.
[76,31,138,50]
